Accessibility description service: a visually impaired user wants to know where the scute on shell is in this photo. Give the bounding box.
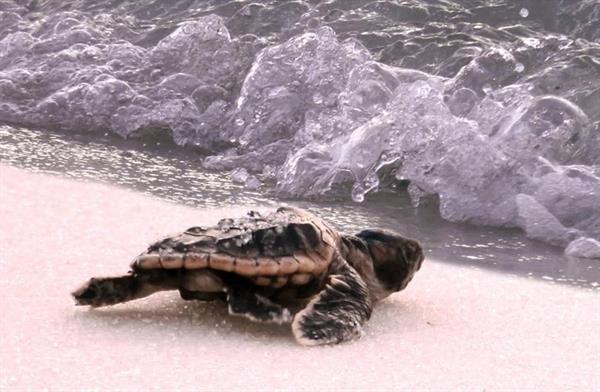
[183,252,209,269]
[253,276,271,286]
[159,249,183,269]
[233,258,259,276]
[256,257,280,275]
[208,253,236,272]
[293,251,316,274]
[291,273,312,285]
[271,276,288,289]
[134,254,161,270]
[277,256,299,274]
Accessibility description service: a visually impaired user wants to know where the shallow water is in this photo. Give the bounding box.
[0,0,599,253]
[1,125,598,289]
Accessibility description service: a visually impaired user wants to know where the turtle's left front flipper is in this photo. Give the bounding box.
[292,255,372,346]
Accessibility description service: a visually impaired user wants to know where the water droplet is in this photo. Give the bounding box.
[482,84,493,94]
[235,118,244,126]
[244,175,261,189]
[364,172,379,189]
[231,167,249,184]
[351,185,365,203]
[519,8,529,18]
[515,63,525,73]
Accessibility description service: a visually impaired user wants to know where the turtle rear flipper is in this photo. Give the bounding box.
[226,285,292,324]
[72,271,178,307]
[292,255,372,346]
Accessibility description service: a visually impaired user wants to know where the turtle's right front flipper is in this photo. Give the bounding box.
[292,254,372,346]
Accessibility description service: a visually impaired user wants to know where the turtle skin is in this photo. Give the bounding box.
[73,207,424,346]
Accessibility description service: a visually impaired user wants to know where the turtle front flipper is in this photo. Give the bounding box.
[226,285,292,324]
[292,254,372,346]
[72,271,179,307]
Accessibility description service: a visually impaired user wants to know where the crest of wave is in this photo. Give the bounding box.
[210,27,599,257]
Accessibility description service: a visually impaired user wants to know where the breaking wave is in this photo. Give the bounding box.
[0,0,599,255]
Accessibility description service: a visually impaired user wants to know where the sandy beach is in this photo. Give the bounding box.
[0,164,598,391]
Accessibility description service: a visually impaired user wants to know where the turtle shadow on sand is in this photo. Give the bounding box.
[72,295,427,346]
[71,293,294,345]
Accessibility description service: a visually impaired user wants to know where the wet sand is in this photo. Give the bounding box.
[0,165,598,391]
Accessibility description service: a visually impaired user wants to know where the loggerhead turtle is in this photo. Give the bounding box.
[73,207,424,345]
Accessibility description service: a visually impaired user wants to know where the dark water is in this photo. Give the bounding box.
[1,125,598,290]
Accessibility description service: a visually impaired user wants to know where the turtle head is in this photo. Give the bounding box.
[355,229,424,295]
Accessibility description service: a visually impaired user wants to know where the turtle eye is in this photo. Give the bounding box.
[369,242,391,264]
[402,240,424,270]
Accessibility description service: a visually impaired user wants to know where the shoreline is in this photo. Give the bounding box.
[3,125,598,289]
[1,164,598,391]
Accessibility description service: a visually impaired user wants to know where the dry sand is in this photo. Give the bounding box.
[1,165,598,391]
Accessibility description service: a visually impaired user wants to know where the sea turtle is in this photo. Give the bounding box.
[73,206,424,345]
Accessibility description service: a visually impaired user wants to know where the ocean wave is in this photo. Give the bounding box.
[0,0,598,255]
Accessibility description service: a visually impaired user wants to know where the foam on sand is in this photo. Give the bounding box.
[0,165,598,391]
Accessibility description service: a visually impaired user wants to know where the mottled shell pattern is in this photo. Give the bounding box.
[131,207,340,288]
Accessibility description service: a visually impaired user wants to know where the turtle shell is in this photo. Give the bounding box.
[131,207,340,287]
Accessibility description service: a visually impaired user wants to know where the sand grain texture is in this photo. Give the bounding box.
[0,165,598,391]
